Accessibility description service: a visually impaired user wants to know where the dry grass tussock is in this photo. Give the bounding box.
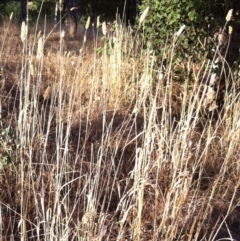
[0,16,240,241]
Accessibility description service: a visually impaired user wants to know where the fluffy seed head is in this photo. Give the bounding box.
[226,9,233,22]
[85,16,90,30]
[61,30,65,39]
[70,7,78,11]
[97,16,100,29]
[20,21,28,43]
[30,64,34,76]
[175,25,186,37]
[9,12,13,21]
[37,36,43,59]
[43,86,51,100]
[102,22,107,35]
[139,6,149,24]
[37,30,42,39]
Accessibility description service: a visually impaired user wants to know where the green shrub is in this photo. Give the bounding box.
[0,125,16,169]
[138,0,234,67]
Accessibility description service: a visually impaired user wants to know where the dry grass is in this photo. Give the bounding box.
[0,15,240,241]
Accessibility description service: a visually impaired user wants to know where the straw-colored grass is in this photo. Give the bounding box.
[0,14,239,241]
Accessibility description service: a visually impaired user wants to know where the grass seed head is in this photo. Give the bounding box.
[30,64,34,76]
[97,16,100,28]
[102,21,107,35]
[20,21,28,43]
[139,6,149,24]
[85,16,90,30]
[61,30,65,41]
[9,12,13,21]
[37,30,42,39]
[226,9,233,22]
[175,25,186,37]
[43,86,51,100]
[70,7,78,11]
[37,36,44,59]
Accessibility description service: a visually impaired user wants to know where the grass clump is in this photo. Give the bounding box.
[0,10,240,241]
